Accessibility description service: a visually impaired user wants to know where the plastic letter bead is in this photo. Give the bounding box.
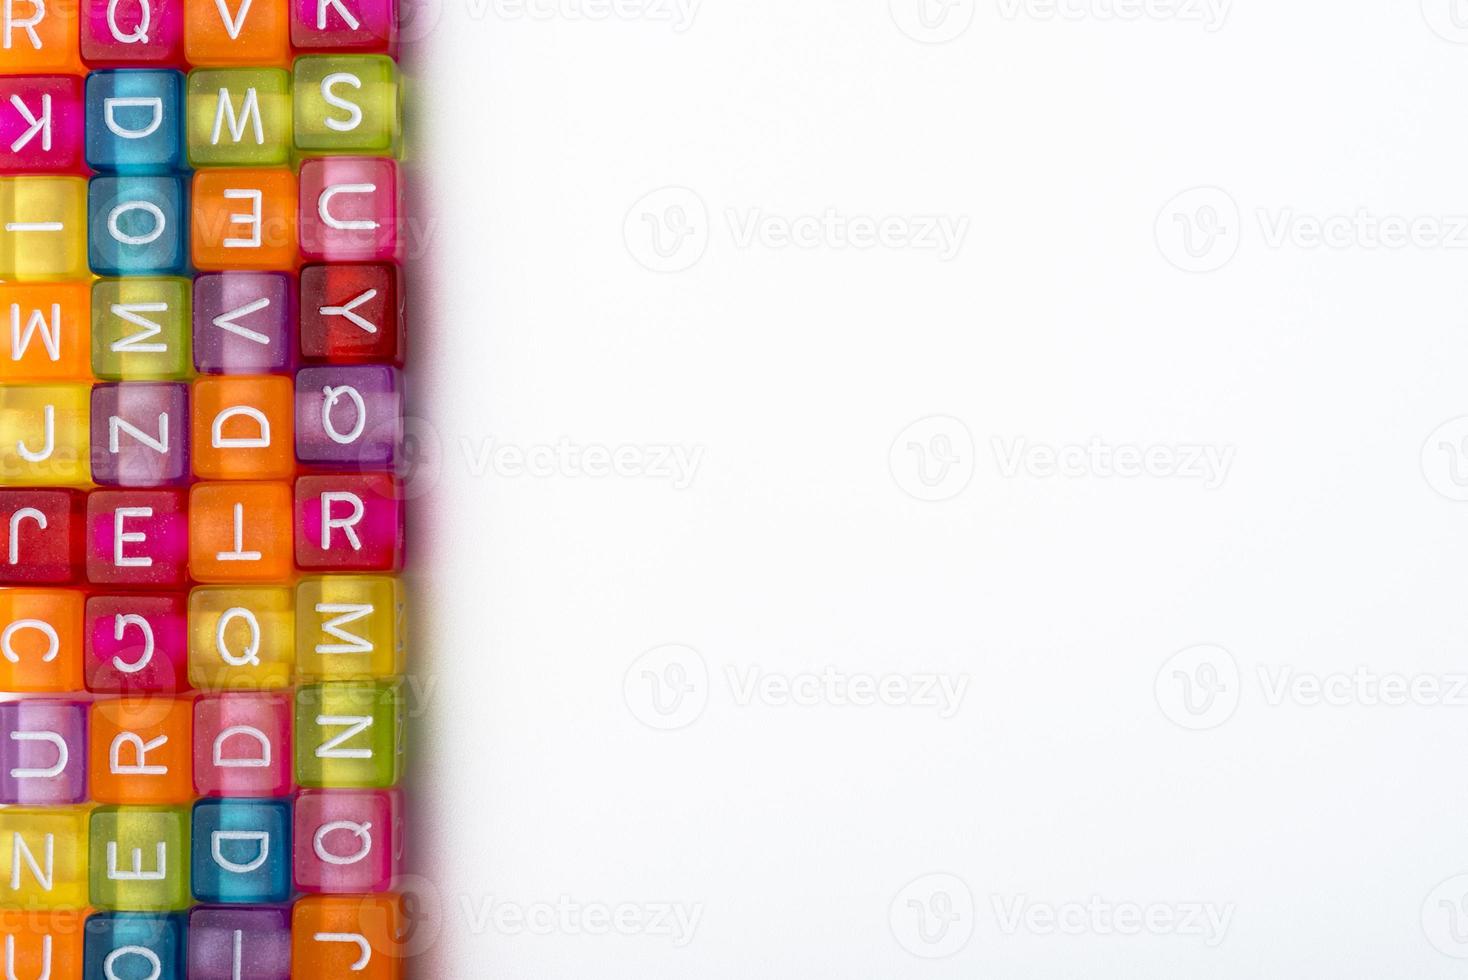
[294,365,401,467]
[292,788,398,892]
[193,272,295,374]
[191,167,297,271]
[187,585,294,690]
[192,692,293,797]
[293,680,401,788]
[188,481,293,582]
[184,0,291,67]
[92,277,193,381]
[0,282,92,382]
[294,472,402,571]
[88,805,190,910]
[85,593,190,693]
[295,574,402,680]
[0,383,91,487]
[0,909,87,978]
[83,913,187,979]
[293,55,398,155]
[191,374,293,479]
[0,806,89,908]
[289,0,395,53]
[81,0,187,67]
[188,905,292,980]
[0,588,84,692]
[298,157,398,262]
[86,488,189,586]
[90,382,192,487]
[88,174,190,276]
[299,263,402,364]
[0,176,88,280]
[0,0,83,74]
[90,697,193,804]
[291,894,405,980]
[190,798,291,902]
[187,68,292,167]
[0,76,85,174]
[0,700,87,804]
[0,488,86,584]
[84,69,185,173]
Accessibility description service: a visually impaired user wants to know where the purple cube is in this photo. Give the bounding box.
[187,906,292,980]
[0,700,87,804]
[295,366,403,467]
[194,273,296,375]
[90,383,190,487]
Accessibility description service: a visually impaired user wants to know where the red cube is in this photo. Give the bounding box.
[86,489,189,586]
[0,489,85,584]
[294,473,402,571]
[299,264,403,365]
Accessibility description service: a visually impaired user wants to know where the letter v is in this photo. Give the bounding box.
[214,0,256,38]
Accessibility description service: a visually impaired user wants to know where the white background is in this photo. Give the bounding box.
[408,1,1468,975]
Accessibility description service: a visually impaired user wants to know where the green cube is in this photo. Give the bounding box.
[293,55,400,156]
[91,278,192,380]
[88,806,190,911]
[295,681,403,788]
[187,68,292,167]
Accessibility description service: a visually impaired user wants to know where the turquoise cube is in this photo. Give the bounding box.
[88,176,189,276]
[83,913,186,980]
[190,799,292,904]
[85,71,186,175]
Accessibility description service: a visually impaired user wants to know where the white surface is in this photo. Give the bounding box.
[408,2,1468,975]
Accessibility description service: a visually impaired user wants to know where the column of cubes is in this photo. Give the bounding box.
[0,0,409,975]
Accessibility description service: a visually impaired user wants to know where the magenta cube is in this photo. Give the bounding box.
[0,76,84,174]
[294,473,402,571]
[81,0,186,66]
[85,593,188,693]
[298,157,399,262]
[86,488,188,586]
[193,273,296,375]
[290,0,395,53]
[294,366,402,467]
[188,906,291,980]
[90,382,190,487]
[193,693,293,797]
[293,789,400,893]
[0,700,87,804]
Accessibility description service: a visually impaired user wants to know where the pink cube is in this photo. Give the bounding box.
[0,76,84,174]
[298,157,400,262]
[193,692,294,797]
[290,0,395,53]
[85,593,189,694]
[294,473,403,571]
[293,789,400,893]
[81,0,186,66]
[86,489,189,586]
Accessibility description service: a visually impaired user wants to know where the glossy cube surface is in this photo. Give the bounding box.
[91,382,191,487]
[82,913,187,980]
[187,586,293,691]
[0,75,84,173]
[293,788,397,893]
[0,176,88,280]
[191,798,291,903]
[0,588,83,692]
[298,157,397,262]
[0,383,90,487]
[191,168,297,270]
[86,489,189,586]
[88,805,190,910]
[0,806,88,908]
[292,894,405,980]
[0,282,91,382]
[0,0,83,74]
[185,0,291,67]
[81,0,186,67]
[295,574,402,679]
[90,697,192,804]
[295,365,401,467]
[188,905,292,980]
[294,473,401,571]
[92,277,193,381]
[192,692,293,797]
[193,272,295,374]
[299,263,402,364]
[0,909,87,979]
[85,592,189,693]
[187,67,291,167]
[289,0,395,52]
[0,699,87,804]
[191,375,293,480]
[0,488,85,584]
[84,69,184,173]
[88,175,189,276]
[188,481,292,583]
[293,55,397,154]
[294,680,400,788]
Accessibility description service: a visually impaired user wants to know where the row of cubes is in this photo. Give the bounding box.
[0,689,403,800]
[1,372,405,482]
[1,62,400,174]
[1,792,402,905]
[0,480,405,579]
[0,164,401,279]
[0,0,398,71]
[3,900,407,980]
[2,268,405,379]
[0,578,403,689]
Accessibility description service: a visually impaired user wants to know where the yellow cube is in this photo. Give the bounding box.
[87,806,189,911]
[0,384,90,487]
[188,587,294,691]
[0,178,88,280]
[0,807,89,909]
[295,575,404,680]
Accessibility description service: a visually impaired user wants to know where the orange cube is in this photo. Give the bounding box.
[191,169,297,271]
[0,0,83,74]
[90,697,193,804]
[192,376,294,480]
[189,481,293,583]
[0,283,90,381]
[0,589,82,692]
[185,0,290,66]
[0,909,86,978]
[293,895,406,980]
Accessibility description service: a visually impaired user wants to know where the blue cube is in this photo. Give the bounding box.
[89,176,190,276]
[83,913,186,980]
[190,799,292,904]
[86,70,187,174]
